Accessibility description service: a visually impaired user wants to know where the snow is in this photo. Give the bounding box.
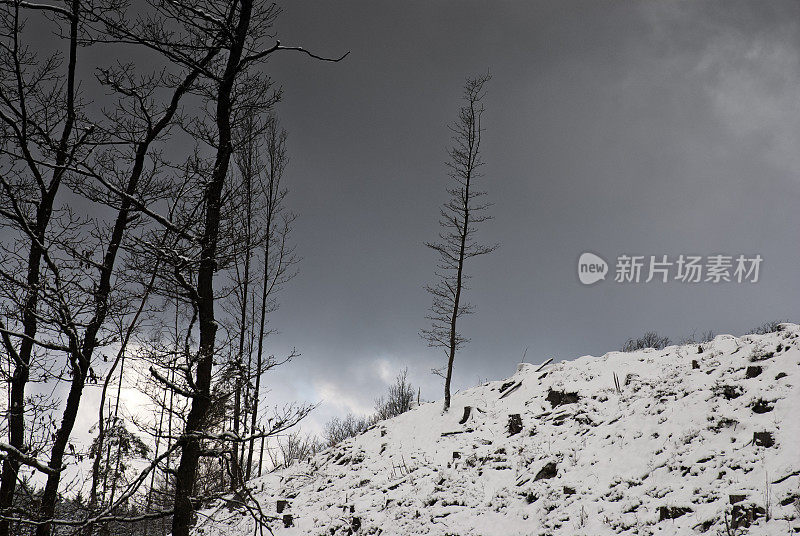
[193,326,800,535]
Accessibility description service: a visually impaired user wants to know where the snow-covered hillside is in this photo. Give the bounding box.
[194,325,800,536]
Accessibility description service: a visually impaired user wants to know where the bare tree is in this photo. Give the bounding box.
[0,0,204,531]
[323,414,373,448]
[129,3,344,534]
[245,115,299,481]
[269,430,322,470]
[748,320,786,335]
[421,73,496,411]
[321,368,417,449]
[0,0,345,533]
[219,111,298,489]
[374,368,415,421]
[621,331,671,352]
[0,1,88,531]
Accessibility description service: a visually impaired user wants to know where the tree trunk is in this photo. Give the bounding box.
[444,169,470,412]
[0,197,54,536]
[35,351,89,536]
[247,119,281,479]
[231,166,252,487]
[171,2,253,533]
[0,0,79,528]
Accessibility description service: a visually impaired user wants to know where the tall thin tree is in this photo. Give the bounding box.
[421,73,496,412]
[246,116,298,481]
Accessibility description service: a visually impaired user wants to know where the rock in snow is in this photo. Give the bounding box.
[194,325,800,535]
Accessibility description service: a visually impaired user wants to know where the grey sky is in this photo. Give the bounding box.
[241,1,800,435]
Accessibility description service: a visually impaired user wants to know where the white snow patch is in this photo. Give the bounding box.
[194,326,800,536]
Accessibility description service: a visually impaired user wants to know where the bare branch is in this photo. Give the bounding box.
[0,443,62,475]
[241,39,349,67]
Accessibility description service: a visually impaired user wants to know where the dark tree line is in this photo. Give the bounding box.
[0,0,345,534]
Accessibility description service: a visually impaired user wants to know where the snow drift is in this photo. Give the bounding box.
[193,325,800,535]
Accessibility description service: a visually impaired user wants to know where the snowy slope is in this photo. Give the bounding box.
[194,325,800,536]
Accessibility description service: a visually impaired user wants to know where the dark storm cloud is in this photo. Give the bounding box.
[250,1,800,428]
[7,1,797,435]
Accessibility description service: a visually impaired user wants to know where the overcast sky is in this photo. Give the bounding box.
[16,1,796,442]
[229,0,800,436]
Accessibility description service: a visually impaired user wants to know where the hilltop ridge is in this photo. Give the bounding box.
[194,325,800,536]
